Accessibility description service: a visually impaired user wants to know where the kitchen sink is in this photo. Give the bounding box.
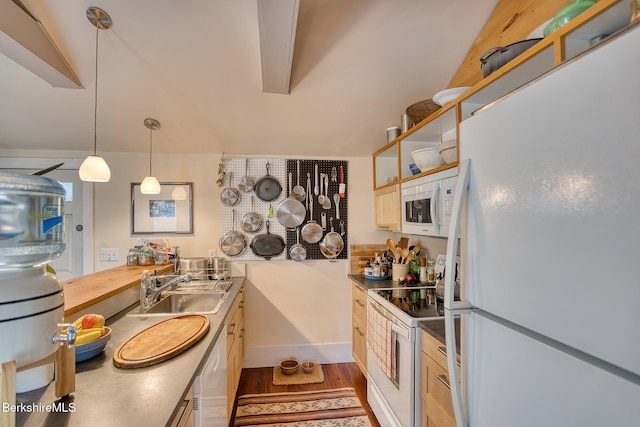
[130,291,228,316]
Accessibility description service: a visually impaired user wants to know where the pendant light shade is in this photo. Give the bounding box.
[141,176,161,194]
[79,155,111,182]
[80,7,112,182]
[140,118,161,194]
[171,186,188,200]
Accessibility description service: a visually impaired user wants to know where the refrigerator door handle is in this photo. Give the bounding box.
[445,158,472,427]
[445,158,472,311]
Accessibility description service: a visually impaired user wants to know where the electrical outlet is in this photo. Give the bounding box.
[100,248,119,262]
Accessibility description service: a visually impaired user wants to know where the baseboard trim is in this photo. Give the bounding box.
[243,342,353,368]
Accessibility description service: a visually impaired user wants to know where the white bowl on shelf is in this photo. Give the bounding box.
[410,147,444,171]
[433,87,471,106]
[439,139,457,163]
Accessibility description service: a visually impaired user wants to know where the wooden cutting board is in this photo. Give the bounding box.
[113,315,209,368]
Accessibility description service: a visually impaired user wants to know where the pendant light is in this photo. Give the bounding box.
[171,186,187,200]
[140,118,161,194]
[79,7,112,182]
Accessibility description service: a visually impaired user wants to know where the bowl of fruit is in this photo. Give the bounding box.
[68,314,111,362]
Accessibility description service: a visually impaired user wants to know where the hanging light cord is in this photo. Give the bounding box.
[148,127,153,175]
[93,25,99,156]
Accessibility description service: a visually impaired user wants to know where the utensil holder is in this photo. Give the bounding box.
[392,263,408,281]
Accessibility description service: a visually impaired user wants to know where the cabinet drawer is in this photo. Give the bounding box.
[426,355,454,417]
[424,394,456,427]
[421,330,459,371]
[352,293,367,325]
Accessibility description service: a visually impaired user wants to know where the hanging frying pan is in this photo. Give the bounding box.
[219,209,246,257]
[238,158,254,193]
[276,173,306,229]
[250,219,285,260]
[289,227,307,262]
[220,171,241,207]
[254,161,282,202]
[301,174,323,244]
[241,195,263,233]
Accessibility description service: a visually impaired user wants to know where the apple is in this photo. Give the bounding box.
[81,313,105,330]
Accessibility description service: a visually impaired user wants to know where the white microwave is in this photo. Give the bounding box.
[401,168,458,237]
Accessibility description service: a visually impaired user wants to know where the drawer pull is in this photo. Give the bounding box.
[355,299,365,308]
[227,323,236,335]
[239,328,245,339]
[239,300,245,308]
[438,346,461,366]
[378,225,390,229]
[437,374,451,389]
[354,326,364,337]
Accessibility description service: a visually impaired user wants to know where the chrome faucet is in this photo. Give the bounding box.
[141,274,191,308]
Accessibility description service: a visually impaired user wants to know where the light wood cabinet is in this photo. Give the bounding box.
[374,184,401,231]
[420,329,460,427]
[351,282,367,375]
[169,387,194,427]
[226,286,245,420]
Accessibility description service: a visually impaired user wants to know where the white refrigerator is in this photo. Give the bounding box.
[443,24,640,427]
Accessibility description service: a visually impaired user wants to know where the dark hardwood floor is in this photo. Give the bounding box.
[233,362,380,427]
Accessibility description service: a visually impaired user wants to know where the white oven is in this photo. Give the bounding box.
[366,294,422,427]
[401,168,457,237]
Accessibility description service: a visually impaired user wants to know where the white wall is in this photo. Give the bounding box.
[93,152,383,367]
[1,148,450,367]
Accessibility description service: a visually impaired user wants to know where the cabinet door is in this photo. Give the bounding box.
[374,184,401,231]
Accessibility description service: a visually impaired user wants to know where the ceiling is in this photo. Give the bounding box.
[0,0,498,157]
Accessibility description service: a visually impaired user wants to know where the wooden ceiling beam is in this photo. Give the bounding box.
[257,0,300,95]
[0,0,82,88]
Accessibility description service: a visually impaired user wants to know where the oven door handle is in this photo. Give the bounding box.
[390,322,412,342]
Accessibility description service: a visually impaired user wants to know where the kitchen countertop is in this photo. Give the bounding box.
[15,277,246,427]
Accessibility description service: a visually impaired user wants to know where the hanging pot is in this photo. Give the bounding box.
[219,209,246,257]
[301,174,323,244]
[319,241,339,262]
[276,173,306,229]
[220,171,241,207]
[237,158,254,193]
[322,217,344,256]
[241,195,264,233]
[289,227,307,262]
[254,161,282,202]
[250,219,285,260]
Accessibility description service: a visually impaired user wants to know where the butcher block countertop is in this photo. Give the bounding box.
[62,264,173,317]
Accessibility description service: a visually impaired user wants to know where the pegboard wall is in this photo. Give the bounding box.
[218,157,348,261]
[219,157,287,261]
[285,159,348,260]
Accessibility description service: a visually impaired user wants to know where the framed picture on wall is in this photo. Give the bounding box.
[131,182,193,235]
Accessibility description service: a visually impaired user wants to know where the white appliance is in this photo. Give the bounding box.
[193,331,227,427]
[366,286,441,427]
[443,25,640,427]
[401,168,457,237]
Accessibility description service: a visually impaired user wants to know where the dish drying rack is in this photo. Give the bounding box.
[148,267,233,293]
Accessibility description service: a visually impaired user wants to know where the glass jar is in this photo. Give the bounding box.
[427,260,435,283]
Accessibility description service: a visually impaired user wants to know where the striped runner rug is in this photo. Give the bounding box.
[234,387,372,427]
